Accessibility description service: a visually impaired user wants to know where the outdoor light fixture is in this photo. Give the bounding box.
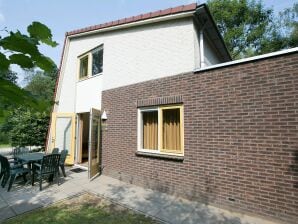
[101,110,107,120]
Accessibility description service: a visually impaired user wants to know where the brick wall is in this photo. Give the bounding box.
[101,52,298,223]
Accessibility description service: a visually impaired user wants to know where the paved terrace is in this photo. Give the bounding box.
[0,168,278,224]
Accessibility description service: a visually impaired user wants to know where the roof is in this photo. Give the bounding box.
[66,3,197,36]
[194,4,231,61]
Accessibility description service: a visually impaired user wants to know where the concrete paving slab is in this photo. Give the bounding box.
[0,206,16,222]
[0,170,280,224]
[0,199,8,209]
[155,197,197,224]
[10,200,44,215]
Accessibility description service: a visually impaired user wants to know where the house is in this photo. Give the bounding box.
[47,3,298,223]
[47,3,230,169]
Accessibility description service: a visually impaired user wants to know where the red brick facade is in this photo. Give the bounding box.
[101,52,298,223]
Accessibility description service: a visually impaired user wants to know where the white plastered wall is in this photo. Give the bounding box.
[193,27,222,68]
[76,76,102,113]
[56,17,196,114]
[204,36,221,66]
[193,25,201,69]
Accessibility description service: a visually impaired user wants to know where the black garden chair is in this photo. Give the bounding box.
[13,147,30,162]
[32,154,61,191]
[0,155,30,192]
[59,149,68,177]
[51,148,59,154]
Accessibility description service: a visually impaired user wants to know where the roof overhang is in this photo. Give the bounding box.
[194,4,232,62]
[66,3,197,39]
[64,3,231,62]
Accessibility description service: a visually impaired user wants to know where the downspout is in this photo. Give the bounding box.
[200,22,207,68]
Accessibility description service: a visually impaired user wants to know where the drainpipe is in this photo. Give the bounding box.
[200,22,207,68]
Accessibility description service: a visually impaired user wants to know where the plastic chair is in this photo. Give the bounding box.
[59,150,68,177]
[13,147,30,160]
[32,154,61,191]
[0,155,30,192]
[52,148,59,154]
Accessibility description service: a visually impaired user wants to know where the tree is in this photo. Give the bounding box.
[260,3,298,53]
[0,22,58,146]
[0,70,17,84]
[0,22,58,113]
[24,68,57,112]
[207,0,298,59]
[0,22,57,72]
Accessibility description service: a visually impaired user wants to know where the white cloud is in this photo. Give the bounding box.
[0,12,4,23]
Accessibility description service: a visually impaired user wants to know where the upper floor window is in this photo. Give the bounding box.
[92,48,103,75]
[78,45,103,80]
[79,55,89,79]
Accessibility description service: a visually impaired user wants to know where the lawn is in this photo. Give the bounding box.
[3,193,159,224]
[0,144,11,148]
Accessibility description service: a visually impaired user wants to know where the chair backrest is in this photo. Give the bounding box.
[60,150,68,164]
[41,154,61,175]
[13,147,29,157]
[52,148,59,154]
[0,155,11,174]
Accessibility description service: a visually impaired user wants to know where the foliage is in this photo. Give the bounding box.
[0,21,58,113]
[0,79,40,119]
[0,21,57,72]
[0,70,17,84]
[24,68,57,111]
[0,132,10,145]
[207,0,298,59]
[3,107,49,147]
[0,21,58,146]
[261,2,298,53]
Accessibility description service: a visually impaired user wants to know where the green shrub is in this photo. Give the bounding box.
[5,107,49,147]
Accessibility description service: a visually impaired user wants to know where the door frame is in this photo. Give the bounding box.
[51,112,76,165]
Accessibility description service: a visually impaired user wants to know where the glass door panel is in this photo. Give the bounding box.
[88,108,101,179]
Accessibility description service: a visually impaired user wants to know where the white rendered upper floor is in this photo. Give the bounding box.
[54,3,231,114]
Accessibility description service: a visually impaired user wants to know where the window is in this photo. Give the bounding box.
[78,45,103,80]
[138,105,184,156]
[92,48,103,75]
[79,56,88,79]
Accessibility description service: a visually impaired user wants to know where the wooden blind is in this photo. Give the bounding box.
[142,111,158,150]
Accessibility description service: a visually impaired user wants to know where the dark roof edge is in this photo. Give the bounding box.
[66,3,197,37]
[196,3,232,61]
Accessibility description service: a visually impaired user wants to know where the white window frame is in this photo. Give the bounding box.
[77,45,104,81]
[137,105,184,156]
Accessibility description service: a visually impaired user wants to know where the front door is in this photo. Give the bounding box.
[51,113,76,164]
[88,108,101,179]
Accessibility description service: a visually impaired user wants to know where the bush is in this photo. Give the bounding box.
[0,131,10,144]
[5,107,49,147]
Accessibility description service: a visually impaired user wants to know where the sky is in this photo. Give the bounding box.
[0,0,296,84]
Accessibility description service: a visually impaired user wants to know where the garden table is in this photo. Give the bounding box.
[16,152,45,165]
[16,152,45,174]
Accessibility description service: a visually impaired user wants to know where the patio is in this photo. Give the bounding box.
[0,168,278,224]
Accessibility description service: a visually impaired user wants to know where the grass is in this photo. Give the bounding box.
[2,193,159,224]
[0,144,11,149]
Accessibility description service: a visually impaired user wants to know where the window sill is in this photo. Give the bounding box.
[77,73,102,83]
[135,151,184,161]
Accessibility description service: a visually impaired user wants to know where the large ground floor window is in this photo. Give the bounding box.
[138,105,184,156]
